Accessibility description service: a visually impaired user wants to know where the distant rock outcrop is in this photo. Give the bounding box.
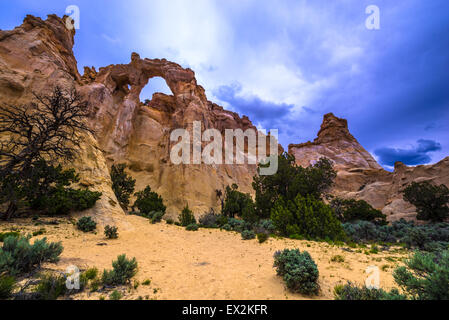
[289,113,449,222]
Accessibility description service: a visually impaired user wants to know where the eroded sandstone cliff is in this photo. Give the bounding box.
[0,15,272,221]
[289,113,449,222]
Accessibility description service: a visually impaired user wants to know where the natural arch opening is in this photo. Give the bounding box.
[140,76,173,105]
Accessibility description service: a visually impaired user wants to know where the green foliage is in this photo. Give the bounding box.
[273,249,319,295]
[0,232,20,242]
[186,224,199,231]
[241,230,256,240]
[257,233,269,243]
[343,219,449,251]
[393,249,449,300]
[199,210,221,228]
[271,194,346,241]
[35,273,67,300]
[334,282,406,300]
[0,235,63,276]
[331,255,345,263]
[179,205,196,227]
[223,184,257,223]
[0,275,15,299]
[253,154,336,219]
[109,290,123,300]
[133,186,166,216]
[110,164,136,210]
[76,217,97,233]
[403,181,449,222]
[330,198,387,224]
[22,160,101,216]
[102,254,138,286]
[104,226,118,239]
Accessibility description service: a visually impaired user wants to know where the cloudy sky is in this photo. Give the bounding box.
[1,0,448,170]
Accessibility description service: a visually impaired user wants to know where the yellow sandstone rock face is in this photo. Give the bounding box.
[289,113,449,222]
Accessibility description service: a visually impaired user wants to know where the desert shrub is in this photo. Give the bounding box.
[133,186,166,215]
[228,218,251,233]
[223,184,257,223]
[186,224,199,231]
[0,232,20,242]
[110,164,136,210]
[150,211,165,224]
[22,161,101,216]
[271,194,346,241]
[142,279,151,286]
[334,282,406,300]
[199,209,221,228]
[0,275,15,299]
[179,205,196,227]
[331,255,345,263]
[76,216,97,233]
[330,198,387,224]
[253,154,336,219]
[102,254,138,286]
[273,249,319,295]
[109,290,122,300]
[343,219,449,251]
[403,181,449,222]
[82,267,99,281]
[393,249,449,300]
[254,219,276,235]
[0,235,63,276]
[35,273,67,300]
[241,230,256,240]
[257,233,269,243]
[104,226,118,239]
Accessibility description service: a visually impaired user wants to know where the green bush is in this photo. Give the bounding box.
[253,154,336,219]
[23,161,101,216]
[109,290,122,300]
[0,235,63,276]
[330,198,387,224]
[102,254,138,286]
[403,181,449,222]
[76,217,97,233]
[0,275,15,299]
[179,205,196,227]
[104,226,118,239]
[186,224,199,231]
[110,164,136,210]
[0,232,20,242]
[35,273,67,300]
[257,233,269,243]
[133,186,166,215]
[223,184,257,223]
[199,210,220,228]
[241,230,256,240]
[393,249,449,300]
[273,249,320,295]
[271,194,346,241]
[334,282,406,300]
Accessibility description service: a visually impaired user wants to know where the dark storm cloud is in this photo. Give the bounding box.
[214,83,295,131]
[375,140,442,166]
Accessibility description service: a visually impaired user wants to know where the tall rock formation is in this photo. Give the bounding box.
[0,14,273,222]
[289,113,449,222]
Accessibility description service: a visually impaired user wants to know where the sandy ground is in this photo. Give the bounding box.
[0,216,408,300]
